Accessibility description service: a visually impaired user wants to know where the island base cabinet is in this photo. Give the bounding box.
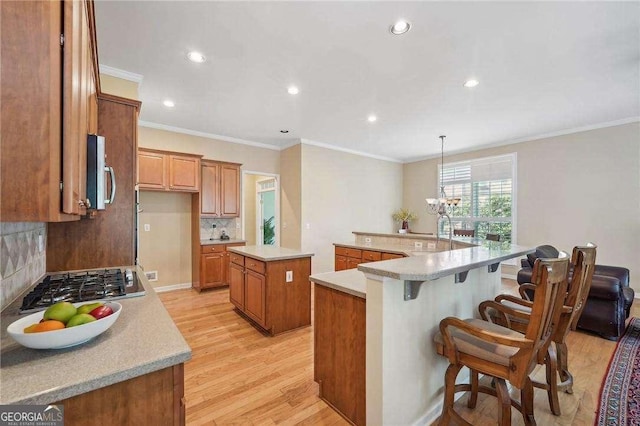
[56,364,185,426]
[245,270,267,328]
[229,254,311,336]
[229,262,245,310]
[314,285,366,426]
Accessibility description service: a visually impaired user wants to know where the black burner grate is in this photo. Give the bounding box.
[20,269,132,313]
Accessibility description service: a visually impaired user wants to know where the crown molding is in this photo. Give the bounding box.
[99,64,144,84]
[137,121,281,151]
[300,139,403,163]
[407,116,640,163]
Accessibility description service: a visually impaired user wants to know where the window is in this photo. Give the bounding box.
[437,154,516,243]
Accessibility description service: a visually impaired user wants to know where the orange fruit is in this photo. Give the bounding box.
[24,320,66,333]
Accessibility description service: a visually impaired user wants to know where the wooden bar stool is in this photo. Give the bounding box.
[434,255,570,425]
[453,229,475,237]
[479,244,596,415]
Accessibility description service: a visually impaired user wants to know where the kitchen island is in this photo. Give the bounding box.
[0,266,191,425]
[227,246,314,335]
[311,239,533,425]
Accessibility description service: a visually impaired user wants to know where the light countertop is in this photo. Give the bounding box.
[358,243,533,281]
[0,266,191,405]
[228,245,314,262]
[200,239,246,246]
[310,269,367,299]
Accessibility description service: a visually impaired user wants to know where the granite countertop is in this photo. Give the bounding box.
[0,266,191,405]
[228,245,314,262]
[310,269,367,299]
[200,238,246,246]
[357,243,534,281]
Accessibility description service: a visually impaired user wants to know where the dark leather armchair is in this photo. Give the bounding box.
[517,245,634,341]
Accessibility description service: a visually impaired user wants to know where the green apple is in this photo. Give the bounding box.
[43,301,77,324]
[66,313,97,327]
[77,302,103,315]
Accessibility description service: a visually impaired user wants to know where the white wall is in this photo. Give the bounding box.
[403,122,640,290]
[301,144,404,273]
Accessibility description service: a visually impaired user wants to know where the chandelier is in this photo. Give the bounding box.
[426,135,460,216]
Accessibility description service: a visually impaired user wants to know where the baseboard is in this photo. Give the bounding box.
[153,282,193,293]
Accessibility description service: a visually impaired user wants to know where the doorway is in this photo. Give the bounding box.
[242,171,280,246]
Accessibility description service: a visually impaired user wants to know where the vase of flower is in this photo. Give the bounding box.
[392,208,417,234]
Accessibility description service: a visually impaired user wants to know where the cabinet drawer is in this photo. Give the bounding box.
[335,246,362,259]
[246,258,266,274]
[382,252,404,260]
[362,250,382,262]
[201,244,225,254]
[230,253,245,266]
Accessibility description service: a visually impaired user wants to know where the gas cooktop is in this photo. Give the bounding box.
[20,268,145,314]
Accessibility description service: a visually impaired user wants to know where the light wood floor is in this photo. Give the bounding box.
[158,280,638,425]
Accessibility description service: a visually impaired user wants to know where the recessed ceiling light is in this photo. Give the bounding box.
[287,86,299,95]
[463,79,479,88]
[187,51,206,63]
[367,115,377,123]
[280,130,289,133]
[390,20,411,35]
[163,100,175,108]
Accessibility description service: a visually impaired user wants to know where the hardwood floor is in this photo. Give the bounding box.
[158,280,638,425]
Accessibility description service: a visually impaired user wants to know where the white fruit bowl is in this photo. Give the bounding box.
[6,301,122,349]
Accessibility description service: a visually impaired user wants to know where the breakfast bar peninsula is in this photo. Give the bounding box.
[310,234,533,425]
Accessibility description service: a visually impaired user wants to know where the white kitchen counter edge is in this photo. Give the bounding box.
[310,269,366,299]
[357,244,533,281]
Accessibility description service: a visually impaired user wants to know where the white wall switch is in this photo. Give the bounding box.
[305,223,310,230]
[144,224,151,232]
[427,242,436,249]
[414,242,423,249]
[285,271,293,282]
[365,237,372,243]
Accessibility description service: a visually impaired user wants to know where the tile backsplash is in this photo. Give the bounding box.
[200,218,241,241]
[0,222,46,310]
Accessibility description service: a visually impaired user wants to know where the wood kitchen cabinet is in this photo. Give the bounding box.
[48,94,141,271]
[138,149,201,192]
[201,160,241,218]
[229,251,311,336]
[56,364,185,426]
[194,242,246,291]
[334,245,406,271]
[1,0,99,222]
[314,285,366,426]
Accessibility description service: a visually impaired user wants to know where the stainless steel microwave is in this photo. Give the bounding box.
[87,134,116,210]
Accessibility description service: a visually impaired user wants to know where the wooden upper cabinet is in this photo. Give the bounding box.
[201,162,220,216]
[138,150,167,189]
[137,149,201,192]
[201,161,241,218]
[220,164,240,217]
[0,0,99,222]
[169,155,200,191]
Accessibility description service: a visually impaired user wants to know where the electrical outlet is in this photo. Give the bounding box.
[285,271,293,282]
[414,241,423,249]
[427,242,436,249]
[145,271,158,281]
[38,234,44,253]
[365,237,372,243]
[144,224,151,232]
[305,223,310,230]
[236,222,241,229]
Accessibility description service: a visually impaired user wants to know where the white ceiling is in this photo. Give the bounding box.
[94,1,640,162]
